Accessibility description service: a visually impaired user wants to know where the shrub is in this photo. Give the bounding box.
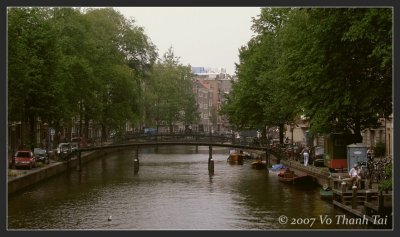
[378,163,392,192]
[8,170,18,177]
[36,162,45,168]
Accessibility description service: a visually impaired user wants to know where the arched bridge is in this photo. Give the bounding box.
[71,133,273,174]
[79,133,271,153]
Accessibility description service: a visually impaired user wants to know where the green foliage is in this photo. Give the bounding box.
[222,8,392,140]
[36,162,46,168]
[8,7,158,141]
[221,8,300,137]
[144,47,198,131]
[374,142,386,157]
[8,170,18,177]
[8,8,65,123]
[378,163,392,192]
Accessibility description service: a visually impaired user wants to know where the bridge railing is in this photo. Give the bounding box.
[122,132,268,147]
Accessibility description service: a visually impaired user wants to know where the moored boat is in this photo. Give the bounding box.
[320,188,333,199]
[271,164,287,171]
[227,150,244,165]
[277,168,310,184]
[251,160,266,170]
[320,184,333,199]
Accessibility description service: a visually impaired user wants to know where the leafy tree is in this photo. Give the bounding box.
[222,8,392,144]
[146,47,198,132]
[221,8,298,143]
[72,8,156,138]
[8,8,65,146]
[8,7,157,145]
[279,8,392,140]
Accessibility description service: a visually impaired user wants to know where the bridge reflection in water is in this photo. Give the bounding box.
[8,146,375,230]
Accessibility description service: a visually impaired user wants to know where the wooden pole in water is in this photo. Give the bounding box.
[136,146,140,163]
[134,146,139,174]
[208,145,214,174]
[265,150,269,173]
[195,133,199,152]
[77,150,81,172]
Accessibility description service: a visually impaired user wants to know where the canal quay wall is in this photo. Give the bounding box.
[8,148,123,195]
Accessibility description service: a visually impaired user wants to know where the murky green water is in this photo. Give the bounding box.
[8,146,384,230]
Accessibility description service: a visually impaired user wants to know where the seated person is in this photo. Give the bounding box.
[349,164,361,187]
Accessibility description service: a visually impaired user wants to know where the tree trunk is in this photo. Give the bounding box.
[101,124,107,142]
[29,114,36,150]
[79,103,83,137]
[261,125,267,138]
[84,115,89,139]
[279,123,284,144]
[354,119,363,143]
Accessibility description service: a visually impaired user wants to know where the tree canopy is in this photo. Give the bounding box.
[144,47,199,132]
[221,8,392,141]
[8,8,196,146]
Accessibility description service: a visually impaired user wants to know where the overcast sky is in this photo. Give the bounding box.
[115,7,261,75]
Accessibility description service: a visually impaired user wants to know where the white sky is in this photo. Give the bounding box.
[115,7,261,75]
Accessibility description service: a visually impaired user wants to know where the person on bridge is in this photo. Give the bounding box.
[302,146,310,166]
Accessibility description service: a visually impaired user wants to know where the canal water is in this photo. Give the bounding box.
[8,146,375,230]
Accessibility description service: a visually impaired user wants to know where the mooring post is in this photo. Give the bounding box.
[208,145,214,174]
[195,133,199,152]
[265,150,269,173]
[136,146,139,162]
[365,189,372,202]
[134,146,139,174]
[77,150,82,172]
[341,181,347,193]
[209,158,214,174]
[352,185,358,209]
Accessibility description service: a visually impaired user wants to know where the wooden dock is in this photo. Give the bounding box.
[331,176,392,224]
[264,154,393,226]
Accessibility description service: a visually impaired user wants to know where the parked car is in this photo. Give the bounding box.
[57,143,71,158]
[33,148,49,164]
[70,142,79,153]
[11,150,36,169]
[71,137,87,148]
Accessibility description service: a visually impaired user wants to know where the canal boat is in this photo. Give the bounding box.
[271,164,287,171]
[277,168,310,184]
[227,150,244,165]
[251,160,266,170]
[320,184,333,199]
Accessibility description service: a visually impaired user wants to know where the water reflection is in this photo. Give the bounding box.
[8,147,378,230]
